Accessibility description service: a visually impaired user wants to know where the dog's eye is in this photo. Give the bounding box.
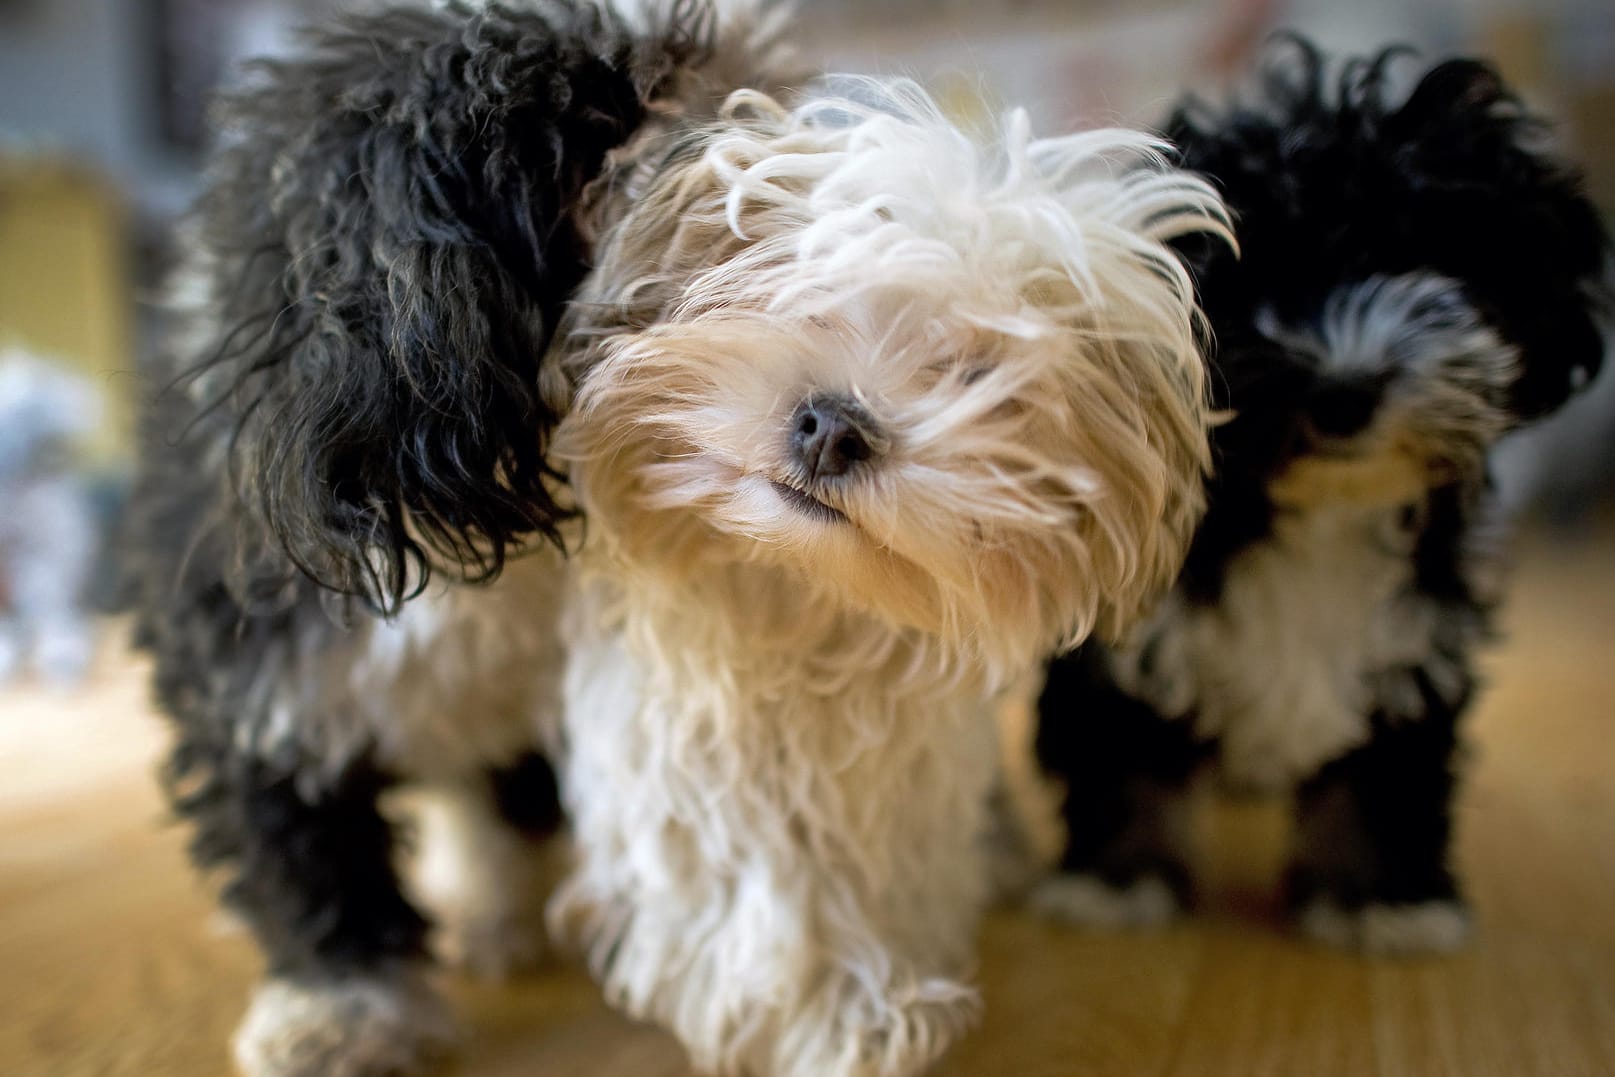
[922,360,993,385]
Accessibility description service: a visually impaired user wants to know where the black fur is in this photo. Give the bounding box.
[127,0,707,989]
[1034,642,1208,907]
[490,751,565,838]
[1170,36,1607,424]
[1034,39,1609,944]
[185,0,703,609]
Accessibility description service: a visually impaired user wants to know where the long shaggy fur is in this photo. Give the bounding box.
[124,3,1228,1075]
[175,0,706,609]
[1031,38,1611,954]
[549,81,1226,1076]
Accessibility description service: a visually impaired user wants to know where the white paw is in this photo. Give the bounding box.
[1026,873,1181,930]
[232,972,457,1077]
[786,978,981,1077]
[1298,899,1471,956]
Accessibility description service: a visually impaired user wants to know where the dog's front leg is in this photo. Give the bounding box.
[1287,667,1473,955]
[553,634,993,1077]
[166,746,455,1077]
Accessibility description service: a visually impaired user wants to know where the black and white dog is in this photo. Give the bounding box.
[1031,39,1610,954]
[125,2,1230,1074]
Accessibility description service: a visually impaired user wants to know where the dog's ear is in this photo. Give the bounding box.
[187,2,708,610]
[1383,58,1609,419]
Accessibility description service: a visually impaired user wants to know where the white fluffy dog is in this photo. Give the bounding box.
[124,3,1228,1075]
[549,85,1227,1075]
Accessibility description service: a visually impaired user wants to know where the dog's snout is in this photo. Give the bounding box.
[790,396,881,481]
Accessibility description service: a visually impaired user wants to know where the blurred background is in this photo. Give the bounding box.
[0,0,1610,687]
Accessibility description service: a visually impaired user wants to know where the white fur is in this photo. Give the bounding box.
[547,82,1227,1076]
[1112,501,1437,790]
[552,573,994,1077]
[1297,899,1472,956]
[1026,874,1180,930]
[219,69,1224,1077]
[242,549,567,787]
[233,972,457,1077]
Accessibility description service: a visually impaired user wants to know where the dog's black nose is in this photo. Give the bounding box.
[1306,379,1382,440]
[790,396,881,481]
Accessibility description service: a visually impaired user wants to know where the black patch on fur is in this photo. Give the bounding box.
[1035,642,1207,905]
[1286,669,1469,910]
[185,0,706,610]
[1169,36,1609,425]
[169,746,429,975]
[1166,37,1609,597]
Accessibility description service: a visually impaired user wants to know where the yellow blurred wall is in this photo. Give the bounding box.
[0,157,134,463]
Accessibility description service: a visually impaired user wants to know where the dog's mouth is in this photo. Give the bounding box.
[769,480,849,525]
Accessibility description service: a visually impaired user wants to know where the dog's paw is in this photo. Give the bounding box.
[1297,899,1471,956]
[793,978,981,1077]
[1026,872,1181,930]
[232,972,457,1077]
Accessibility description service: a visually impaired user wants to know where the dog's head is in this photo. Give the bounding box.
[557,82,1229,659]
[177,0,776,609]
[1166,37,1611,514]
[181,1,1226,656]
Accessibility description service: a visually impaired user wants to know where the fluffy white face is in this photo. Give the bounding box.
[558,83,1229,664]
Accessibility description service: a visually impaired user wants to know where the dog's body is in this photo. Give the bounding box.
[127,3,1228,1075]
[1031,41,1610,953]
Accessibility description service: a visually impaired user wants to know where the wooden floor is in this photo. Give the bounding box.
[3,525,1614,1077]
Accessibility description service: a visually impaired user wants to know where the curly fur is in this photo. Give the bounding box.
[1168,36,1607,425]
[175,0,714,610]
[124,3,1228,1075]
[1030,37,1611,954]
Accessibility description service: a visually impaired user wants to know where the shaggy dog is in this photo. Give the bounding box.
[124,2,1229,1074]
[0,349,102,685]
[1031,38,1611,955]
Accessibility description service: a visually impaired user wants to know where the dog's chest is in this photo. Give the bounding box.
[1121,503,1433,788]
[271,552,567,781]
